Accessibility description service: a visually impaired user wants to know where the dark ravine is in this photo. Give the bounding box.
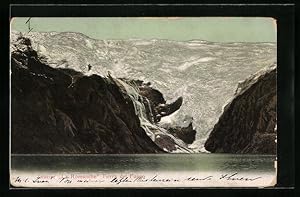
[11,36,196,154]
[204,64,277,154]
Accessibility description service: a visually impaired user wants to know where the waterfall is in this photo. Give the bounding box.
[144,98,154,123]
[113,78,194,153]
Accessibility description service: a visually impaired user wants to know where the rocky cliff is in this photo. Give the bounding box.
[204,64,277,154]
[11,36,195,154]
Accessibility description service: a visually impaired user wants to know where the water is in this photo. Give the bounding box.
[10,155,276,187]
[11,154,275,173]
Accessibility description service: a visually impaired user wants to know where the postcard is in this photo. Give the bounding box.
[10,17,277,188]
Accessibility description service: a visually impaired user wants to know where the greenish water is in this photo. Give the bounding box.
[11,154,276,173]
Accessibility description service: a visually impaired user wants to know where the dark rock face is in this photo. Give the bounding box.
[168,123,196,144]
[11,37,165,154]
[156,97,183,119]
[204,65,277,154]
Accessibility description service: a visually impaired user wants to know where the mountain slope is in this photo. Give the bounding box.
[11,37,167,154]
[204,64,277,154]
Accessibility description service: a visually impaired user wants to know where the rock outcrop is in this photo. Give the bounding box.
[123,79,184,123]
[204,64,277,154]
[168,123,196,144]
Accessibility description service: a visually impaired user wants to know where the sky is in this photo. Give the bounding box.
[11,17,277,42]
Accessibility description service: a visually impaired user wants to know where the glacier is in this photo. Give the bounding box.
[11,31,277,152]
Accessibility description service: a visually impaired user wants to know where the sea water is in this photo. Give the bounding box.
[11,154,276,173]
[10,154,276,187]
